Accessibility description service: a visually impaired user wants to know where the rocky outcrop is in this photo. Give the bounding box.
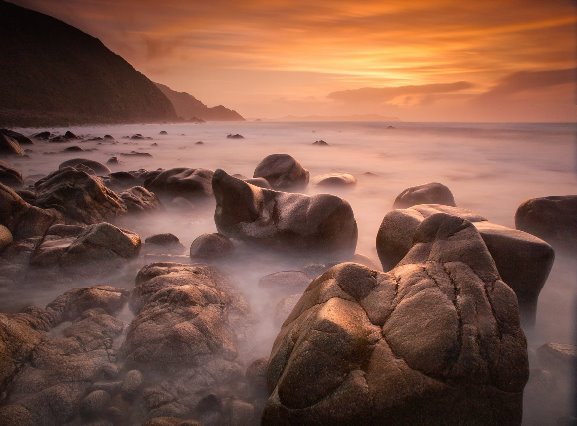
[264,213,529,425]
[312,173,356,187]
[213,170,357,260]
[393,182,456,208]
[0,161,23,187]
[253,154,309,190]
[34,168,127,224]
[376,204,554,325]
[59,158,111,175]
[144,168,214,202]
[515,195,577,250]
[189,233,234,260]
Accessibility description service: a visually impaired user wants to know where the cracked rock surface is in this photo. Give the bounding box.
[264,213,529,425]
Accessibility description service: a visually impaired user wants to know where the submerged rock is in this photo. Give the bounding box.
[144,168,214,201]
[253,154,309,190]
[393,182,456,208]
[264,213,529,425]
[376,204,554,325]
[213,170,357,260]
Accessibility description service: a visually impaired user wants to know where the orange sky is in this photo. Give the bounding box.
[11,0,577,121]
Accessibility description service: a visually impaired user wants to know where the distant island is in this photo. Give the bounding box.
[0,1,244,126]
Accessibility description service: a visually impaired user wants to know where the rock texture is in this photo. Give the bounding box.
[393,182,456,208]
[0,132,23,156]
[312,173,357,187]
[213,170,357,260]
[119,186,161,214]
[264,213,529,425]
[144,168,214,201]
[515,195,577,250]
[59,158,111,175]
[253,154,309,190]
[144,233,185,255]
[0,161,23,187]
[189,233,234,260]
[376,204,554,325]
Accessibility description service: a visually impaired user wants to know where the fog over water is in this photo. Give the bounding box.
[6,121,577,423]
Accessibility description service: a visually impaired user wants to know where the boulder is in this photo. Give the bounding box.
[213,170,357,260]
[393,182,456,208]
[119,186,161,213]
[0,132,23,156]
[515,195,577,250]
[0,224,12,251]
[144,233,185,255]
[0,129,33,145]
[59,158,111,175]
[0,161,23,187]
[189,233,234,260]
[264,213,529,425]
[34,168,127,225]
[244,177,271,189]
[258,271,310,294]
[376,204,554,325]
[144,168,214,201]
[31,131,52,140]
[312,173,356,187]
[537,343,577,372]
[253,154,309,190]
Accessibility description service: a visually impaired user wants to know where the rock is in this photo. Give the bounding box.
[264,213,529,425]
[0,161,23,187]
[195,141,204,145]
[34,168,127,225]
[80,390,111,417]
[229,400,254,426]
[0,132,23,156]
[144,418,200,426]
[189,233,234,260]
[119,186,161,214]
[227,134,244,139]
[1,129,33,145]
[63,146,84,152]
[244,177,271,189]
[144,168,214,201]
[393,182,456,208]
[258,271,310,294]
[65,130,78,140]
[246,358,268,395]
[312,140,328,146]
[253,154,309,190]
[159,131,168,135]
[145,233,185,255]
[537,343,577,372]
[31,131,52,140]
[108,171,140,191]
[59,158,111,175]
[106,156,119,165]
[120,151,152,157]
[274,294,300,325]
[0,224,12,251]
[515,195,577,250]
[104,135,114,140]
[0,182,58,239]
[376,204,554,325]
[213,170,357,259]
[121,369,143,396]
[312,173,356,187]
[130,134,146,140]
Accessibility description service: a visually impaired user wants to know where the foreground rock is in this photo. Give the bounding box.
[59,158,111,175]
[253,154,309,190]
[515,195,577,250]
[0,161,23,187]
[34,168,127,224]
[0,132,24,156]
[213,170,357,260]
[0,129,33,145]
[144,168,213,201]
[393,182,456,208]
[264,213,529,425]
[376,204,554,325]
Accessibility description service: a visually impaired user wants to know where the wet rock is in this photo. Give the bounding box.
[253,154,309,190]
[145,233,185,254]
[119,186,161,214]
[376,204,554,325]
[312,172,356,187]
[0,132,23,156]
[258,271,310,294]
[189,233,234,260]
[227,134,244,139]
[515,195,577,250]
[59,158,111,175]
[144,168,214,201]
[34,168,127,225]
[213,170,357,260]
[31,131,52,140]
[121,369,143,396]
[264,213,529,425]
[0,224,12,251]
[0,161,23,187]
[1,129,33,145]
[312,140,328,146]
[393,182,456,208]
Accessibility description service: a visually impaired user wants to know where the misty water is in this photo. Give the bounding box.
[5,121,576,423]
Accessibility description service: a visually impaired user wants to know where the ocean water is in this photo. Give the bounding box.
[6,120,577,423]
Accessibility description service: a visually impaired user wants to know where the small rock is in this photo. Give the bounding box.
[393,182,456,208]
[312,173,356,187]
[121,369,143,396]
[106,156,119,165]
[159,131,168,135]
[226,134,244,139]
[81,390,111,417]
[189,233,234,260]
[312,140,328,146]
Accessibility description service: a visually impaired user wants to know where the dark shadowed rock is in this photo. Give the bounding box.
[106,156,119,165]
[145,233,185,255]
[213,170,357,260]
[59,158,111,175]
[159,131,168,135]
[1,129,33,145]
[108,171,141,191]
[312,140,328,146]
[515,195,577,250]
[0,161,23,187]
[393,182,456,208]
[31,131,52,140]
[227,134,244,139]
[34,168,127,224]
[253,154,309,190]
[376,204,554,326]
[189,233,234,260]
[0,132,23,156]
[264,214,529,425]
[144,168,214,201]
[63,145,83,152]
[312,173,356,187]
[119,186,161,213]
[244,177,271,189]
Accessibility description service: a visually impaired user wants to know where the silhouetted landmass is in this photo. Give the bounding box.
[0,1,177,126]
[155,83,245,122]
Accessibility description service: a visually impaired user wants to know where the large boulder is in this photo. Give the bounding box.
[253,154,309,190]
[59,158,111,175]
[264,213,529,425]
[34,167,127,224]
[515,195,577,250]
[376,204,554,325]
[0,161,23,187]
[213,170,357,260]
[393,182,456,208]
[0,132,23,156]
[144,168,213,201]
[0,129,33,145]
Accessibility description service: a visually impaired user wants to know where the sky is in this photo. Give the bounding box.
[10,0,577,121]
